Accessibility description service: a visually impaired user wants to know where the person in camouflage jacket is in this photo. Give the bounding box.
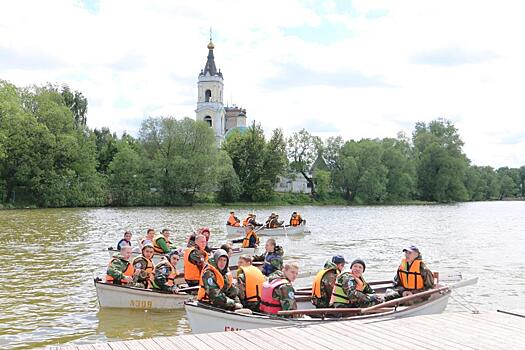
[198,249,242,310]
[265,262,299,313]
[106,246,139,286]
[311,255,345,308]
[331,259,382,308]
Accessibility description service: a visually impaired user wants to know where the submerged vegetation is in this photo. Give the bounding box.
[1,80,524,208]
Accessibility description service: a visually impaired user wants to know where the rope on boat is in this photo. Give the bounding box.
[450,292,479,314]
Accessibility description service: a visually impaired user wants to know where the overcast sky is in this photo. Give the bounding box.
[1,0,524,168]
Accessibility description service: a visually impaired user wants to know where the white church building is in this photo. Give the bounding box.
[195,38,311,194]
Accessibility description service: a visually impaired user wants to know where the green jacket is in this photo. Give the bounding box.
[312,260,339,308]
[154,236,171,254]
[106,253,131,285]
[268,270,297,312]
[331,272,378,308]
[200,258,239,310]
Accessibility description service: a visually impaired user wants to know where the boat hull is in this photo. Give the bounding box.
[185,291,451,334]
[95,280,192,310]
[226,223,307,237]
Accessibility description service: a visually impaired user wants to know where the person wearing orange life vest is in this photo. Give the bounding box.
[152,229,174,254]
[289,212,304,226]
[226,211,240,227]
[140,228,156,248]
[330,259,382,308]
[236,254,266,311]
[184,234,209,287]
[260,261,299,316]
[311,255,346,308]
[132,244,155,289]
[198,249,242,310]
[106,245,138,285]
[385,245,435,301]
[152,251,181,293]
[232,223,260,248]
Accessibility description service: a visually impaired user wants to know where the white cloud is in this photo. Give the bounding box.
[1,0,525,167]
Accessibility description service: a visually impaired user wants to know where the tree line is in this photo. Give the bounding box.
[1,80,524,208]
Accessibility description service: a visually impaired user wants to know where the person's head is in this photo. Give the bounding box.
[168,251,180,267]
[403,245,420,263]
[195,234,207,250]
[230,210,235,215]
[146,228,155,238]
[245,223,254,232]
[220,243,233,257]
[213,249,229,272]
[283,261,299,282]
[332,255,346,271]
[124,231,132,241]
[142,244,154,259]
[199,227,210,240]
[161,229,170,239]
[120,245,133,260]
[350,259,366,277]
[265,238,276,253]
[292,211,297,217]
[238,254,252,267]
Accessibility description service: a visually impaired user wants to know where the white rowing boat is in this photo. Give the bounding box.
[106,247,259,272]
[185,277,478,334]
[226,223,308,237]
[95,279,193,310]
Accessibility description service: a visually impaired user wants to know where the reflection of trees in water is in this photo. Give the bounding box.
[96,308,191,340]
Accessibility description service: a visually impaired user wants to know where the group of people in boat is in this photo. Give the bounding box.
[227,211,305,228]
[107,226,434,317]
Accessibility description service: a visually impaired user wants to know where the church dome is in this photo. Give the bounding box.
[224,126,249,139]
[207,41,214,50]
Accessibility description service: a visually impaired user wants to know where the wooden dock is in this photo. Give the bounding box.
[45,311,525,350]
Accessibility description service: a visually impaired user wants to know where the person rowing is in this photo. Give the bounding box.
[236,254,266,312]
[152,251,181,294]
[253,238,283,276]
[265,213,283,228]
[311,255,346,308]
[226,210,241,227]
[289,212,304,226]
[184,234,209,287]
[243,213,262,227]
[117,231,132,250]
[232,223,259,248]
[260,261,299,316]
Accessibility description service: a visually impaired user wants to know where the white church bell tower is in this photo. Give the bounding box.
[195,35,225,143]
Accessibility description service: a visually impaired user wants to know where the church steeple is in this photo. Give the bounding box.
[200,30,222,78]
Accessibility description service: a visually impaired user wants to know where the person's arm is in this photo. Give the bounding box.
[236,272,246,301]
[343,277,374,304]
[188,250,206,269]
[157,238,171,253]
[420,262,435,290]
[107,260,126,281]
[275,284,297,311]
[232,238,243,244]
[202,270,237,309]
[153,266,171,292]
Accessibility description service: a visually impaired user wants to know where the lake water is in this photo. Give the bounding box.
[1,202,524,349]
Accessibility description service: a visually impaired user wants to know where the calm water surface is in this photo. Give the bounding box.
[1,202,524,349]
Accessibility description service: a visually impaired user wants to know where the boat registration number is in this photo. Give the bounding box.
[129,299,153,308]
[224,326,242,331]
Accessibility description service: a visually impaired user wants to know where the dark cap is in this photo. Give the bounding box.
[403,245,420,253]
[331,255,346,265]
[351,258,366,272]
[167,250,179,260]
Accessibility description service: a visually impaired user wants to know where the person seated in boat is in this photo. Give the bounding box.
[236,255,266,311]
[266,214,284,228]
[153,229,174,254]
[132,243,155,289]
[384,245,435,302]
[253,238,284,276]
[152,251,181,293]
[198,249,242,310]
[226,210,241,227]
[289,212,304,227]
[260,261,299,315]
[117,231,133,250]
[184,234,209,287]
[106,245,139,285]
[330,259,382,309]
[198,227,213,253]
[243,213,262,227]
[232,223,260,248]
[140,228,156,248]
[220,243,234,257]
[311,255,346,308]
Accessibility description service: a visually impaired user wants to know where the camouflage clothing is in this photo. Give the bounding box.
[312,261,339,309]
[106,253,133,285]
[331,272,379,308]
[386,256,435,301]
[152,261,178,293]
[132,256,153,288]
[268,270,297,312]
[253,246,284,276]
[200,258,239,310]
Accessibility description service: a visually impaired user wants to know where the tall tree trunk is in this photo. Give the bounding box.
[301,171,315,196]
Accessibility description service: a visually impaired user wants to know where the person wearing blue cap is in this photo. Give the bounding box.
[311,255,346,308]
[385,245,435,301]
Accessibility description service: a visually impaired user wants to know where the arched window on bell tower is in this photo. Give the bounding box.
[204,115,212,127]
[205,89,212,102]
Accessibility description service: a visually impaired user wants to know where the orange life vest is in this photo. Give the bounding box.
[227,214,240,227]
[105,257,135,284]
[311,267,338,298]
[398,258,424,290]
[242,229,259,248]
[237,265,266,302]
[153,260,177,287]
[290,217,300,226]
[242,215,252,226]
[132,255,154,288]
[152,235,170,254]
[184,247,209,282]
[197,263,233,302]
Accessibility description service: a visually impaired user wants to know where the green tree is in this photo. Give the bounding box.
[215,151,241,203]
[381,136,416,201]
[287,129,320,195]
